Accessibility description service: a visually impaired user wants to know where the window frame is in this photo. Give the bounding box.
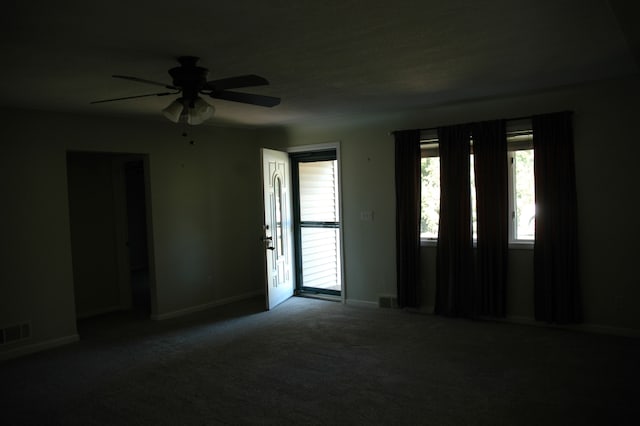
[419,133,440,244]
[506,120,534,248]
[418,120,534,248]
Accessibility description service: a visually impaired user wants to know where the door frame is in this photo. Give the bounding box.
[66,151,158,320]
[287,142,345,304]
[113,154,158,317]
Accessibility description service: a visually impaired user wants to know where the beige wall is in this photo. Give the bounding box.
[262,76,640,332]
[1,123,78,354]
[67,152,122,317]
[1,75,639,359]
[0,111,266,358]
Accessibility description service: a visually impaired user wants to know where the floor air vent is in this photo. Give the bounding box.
[0,323,31,345]
[378,296,398,309]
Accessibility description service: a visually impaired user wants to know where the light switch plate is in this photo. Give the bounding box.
[360,211,374,221]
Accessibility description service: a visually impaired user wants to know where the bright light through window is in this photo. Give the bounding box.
[420,127,535,244]
[512,149,535,240]
[420,155,477,240]
[420,156,440,239]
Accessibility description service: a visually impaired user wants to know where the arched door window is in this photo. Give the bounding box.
[274,175,284,257]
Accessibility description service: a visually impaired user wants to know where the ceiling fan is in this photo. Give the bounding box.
[91,56,281,124]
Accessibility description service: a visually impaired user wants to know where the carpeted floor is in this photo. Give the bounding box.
[1,296,639,425]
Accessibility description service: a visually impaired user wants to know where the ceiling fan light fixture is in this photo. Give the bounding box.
[162,97,213,125]
[162,98,184,123]
[187,97,214,125]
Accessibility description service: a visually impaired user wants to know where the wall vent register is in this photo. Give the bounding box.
[0,323,31,345]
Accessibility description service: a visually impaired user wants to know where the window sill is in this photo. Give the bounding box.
[421,239,437,247]
[509,241,534,250]
[421,239,534,250]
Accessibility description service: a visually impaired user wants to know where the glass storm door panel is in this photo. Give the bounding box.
[300,227,341,291]
[293,152,342,295]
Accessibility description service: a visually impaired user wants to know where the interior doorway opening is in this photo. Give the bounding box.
[66,152,155,322]
[124,159,151,314]
[290,148,342,297]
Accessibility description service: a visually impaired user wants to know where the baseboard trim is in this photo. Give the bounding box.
[417,305,435,314]
[399,308,640,338]
[151,290,264,321]
[503,315,640,338]
[0,334,79,362]
[76,305,123,319]
[576,324,640,338]
[345,299,379,309]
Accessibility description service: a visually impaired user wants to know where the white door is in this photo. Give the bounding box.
[261,148,295,309]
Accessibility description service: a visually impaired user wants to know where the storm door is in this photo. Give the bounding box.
[291,150,342,296]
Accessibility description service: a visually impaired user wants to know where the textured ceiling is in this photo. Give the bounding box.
[0,0,637,127]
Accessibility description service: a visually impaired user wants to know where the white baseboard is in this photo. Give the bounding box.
[76,305,123,319]
[345,298,379,309]
[151,290,264,321]
[504,315,640,338]
[575,323,640,338]
[372,305,640,338]
[0,334,79,362]
[345,299,436,312]
[417,305,435,314]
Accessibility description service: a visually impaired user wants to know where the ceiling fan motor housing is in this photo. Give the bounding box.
[91,55,280,113]
[169,56,209,107]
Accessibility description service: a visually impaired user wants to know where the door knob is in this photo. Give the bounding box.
[261,235,275,250]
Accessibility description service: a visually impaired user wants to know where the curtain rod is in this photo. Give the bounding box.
[389,110,573,136]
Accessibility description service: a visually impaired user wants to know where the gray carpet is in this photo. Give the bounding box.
[1,296,639,425]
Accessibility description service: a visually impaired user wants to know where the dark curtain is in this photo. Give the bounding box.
[533,112,581,323]
[472,120,508,317]
[435,124,474,317]
[394,129,421,308]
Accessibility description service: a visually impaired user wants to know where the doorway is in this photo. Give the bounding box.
[290,148,343,297]
[124,159,151,314]
[66,152,155,319]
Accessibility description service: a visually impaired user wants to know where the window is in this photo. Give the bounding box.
[420,143,440,239]
[508,132,535,242]
[420,120,534,244]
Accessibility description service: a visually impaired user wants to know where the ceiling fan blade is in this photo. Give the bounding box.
[209,90,281,107]
[204,75,269,91]
[90,92,178,104]
[113,75,178,90]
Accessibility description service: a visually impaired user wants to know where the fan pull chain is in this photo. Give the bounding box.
[182,117,188,138]
[181,118,196,145]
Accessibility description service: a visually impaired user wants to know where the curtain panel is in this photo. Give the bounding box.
[394,129,421,308]
[533,111,581,324]
[472,120,509,317]
[435,124,474,317]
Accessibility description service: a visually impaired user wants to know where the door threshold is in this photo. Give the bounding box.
[296,292,342,303]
